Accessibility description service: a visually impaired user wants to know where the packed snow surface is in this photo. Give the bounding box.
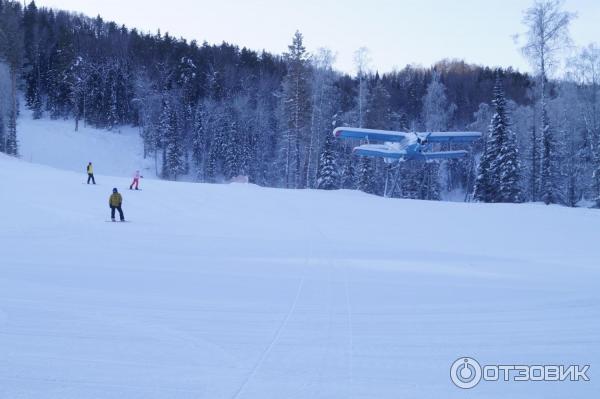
[1,117,599,398]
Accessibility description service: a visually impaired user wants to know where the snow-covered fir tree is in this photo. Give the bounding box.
[316,132,339,190]
[357,156,377,194]
[400,161,423,199]
[206,103,228,182]
[419,163,441,200]
[0,111,5,153]
[474,75,522,203]
[191,102,207,180]
[473,140,494,202]
[540,106,562,204]
[223,106,240,180]
[158,98,183,180]
[340,156,357,189]
[5,110,18,156]
[32,89,43,119]
[164,104,185,180]
[365,77,392,130]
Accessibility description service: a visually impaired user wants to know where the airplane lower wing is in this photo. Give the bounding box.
[354,145,468,161]
[422,132,482,143]
[354,144,406,159]
[333,127,408,143]
[416,150,469,160]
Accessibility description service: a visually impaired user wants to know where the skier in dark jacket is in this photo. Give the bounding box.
[87,162,96,184]
[109,188,125,222]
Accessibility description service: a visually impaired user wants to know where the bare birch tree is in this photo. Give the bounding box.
[520,0,575,203]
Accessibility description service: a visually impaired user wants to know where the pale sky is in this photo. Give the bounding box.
[33,0,600,75]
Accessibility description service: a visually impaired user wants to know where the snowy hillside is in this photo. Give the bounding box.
[0,152,598,398]
[17,106,155,178]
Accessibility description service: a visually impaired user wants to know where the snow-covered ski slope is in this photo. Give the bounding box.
[1,153,599,398]
[17,106,155,178]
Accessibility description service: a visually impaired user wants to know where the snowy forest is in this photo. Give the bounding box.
[1,0,599,206]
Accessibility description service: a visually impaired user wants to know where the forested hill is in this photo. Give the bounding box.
[1,0,597,206]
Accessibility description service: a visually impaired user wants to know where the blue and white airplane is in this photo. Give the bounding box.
[333,127,481,162]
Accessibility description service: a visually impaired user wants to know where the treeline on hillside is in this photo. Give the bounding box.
[1,0,599,206]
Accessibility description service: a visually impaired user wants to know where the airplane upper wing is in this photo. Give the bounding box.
[333,127,409,143]
[421,132,482,143]
[333,128,481,144]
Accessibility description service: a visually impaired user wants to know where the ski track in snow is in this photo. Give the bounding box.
[343,262,355,395]
[230,274,307,399]
[230,194,321,399]
[309,218,357,397]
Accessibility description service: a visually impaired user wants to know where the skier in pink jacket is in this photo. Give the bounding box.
[129,170,143,190]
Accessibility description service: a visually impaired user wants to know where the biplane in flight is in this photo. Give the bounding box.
[333,127,481,162]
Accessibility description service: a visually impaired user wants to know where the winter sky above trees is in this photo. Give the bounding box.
[31,0,600,75]
[1,0,599,206]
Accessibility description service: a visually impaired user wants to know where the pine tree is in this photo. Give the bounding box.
[365,78,392,129]
[32,88,43,119]
[159,101,170,178]
[281,30,312,188]
[420,163,441,200]
[206,104,228,182]
[493,93,522,202]
[236,108,253,179]
[165,105,184,180]
[340,155,357,189]
[400,161,423,199]
[46,24,74,118]
[357,156,376,194]
[316,133,339,190]
[5,110,18,156]
[0,112,5,153]
[191,102,206,180]
[474,75,522,203]
[473,138,494,202]
[105,67,119,130]
[540,106,561,204]
[23,0,39,108]
[224,115,239,180]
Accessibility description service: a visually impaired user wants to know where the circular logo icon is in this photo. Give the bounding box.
[451,357,482,389]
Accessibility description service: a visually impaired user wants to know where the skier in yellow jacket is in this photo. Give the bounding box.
[109,188,125,222]
[87,162,96,184]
